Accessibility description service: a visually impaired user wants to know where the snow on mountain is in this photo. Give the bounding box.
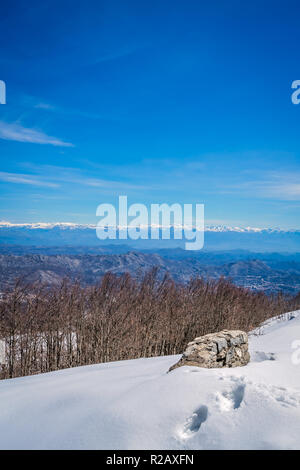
[1,221,300,251]
[0,221,96,230]
[0,311,300,450]
[0,221,299,232]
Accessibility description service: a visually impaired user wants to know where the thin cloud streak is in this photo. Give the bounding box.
[228,172,300,201]
[0,172,59,188]
[20,164,151,191]
[0,121,74,147]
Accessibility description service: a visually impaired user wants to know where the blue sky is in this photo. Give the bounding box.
[1,0,300,227]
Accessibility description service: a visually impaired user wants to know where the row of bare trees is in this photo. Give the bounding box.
[0,269,299,379]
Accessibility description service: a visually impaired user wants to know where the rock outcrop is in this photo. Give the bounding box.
[169,330,250,371]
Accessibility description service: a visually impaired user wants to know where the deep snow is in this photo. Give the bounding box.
[0,311,300,450]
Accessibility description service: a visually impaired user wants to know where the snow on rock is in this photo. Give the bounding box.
[169,330,250,371]
[0,311,300,449]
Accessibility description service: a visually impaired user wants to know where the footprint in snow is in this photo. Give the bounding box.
[251,351,276,362]
[254,383,300,408]
[179,405,208,439]
[215,382,246,412]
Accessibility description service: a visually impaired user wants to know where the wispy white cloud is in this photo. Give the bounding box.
[227,171,300,201]
[0,172,59,188]
[0,121,74,147]
[34,102,56,111]
[11,164,149,192]
[81,177,147,190]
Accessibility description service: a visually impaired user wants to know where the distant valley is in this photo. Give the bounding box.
[0,249,300,294]
[1,223,300,294]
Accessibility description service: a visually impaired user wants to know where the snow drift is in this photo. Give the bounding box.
[0,311,300,450]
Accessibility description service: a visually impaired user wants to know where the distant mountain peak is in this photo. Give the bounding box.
[0,221,298,233]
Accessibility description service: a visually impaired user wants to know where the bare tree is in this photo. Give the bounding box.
[0,270,299,380]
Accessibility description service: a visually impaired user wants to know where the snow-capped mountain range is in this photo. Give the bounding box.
[0,221,300,252]
[0,221,298,233]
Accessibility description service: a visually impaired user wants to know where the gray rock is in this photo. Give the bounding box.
[169,330,250,371]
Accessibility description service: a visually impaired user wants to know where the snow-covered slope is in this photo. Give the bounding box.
[0,311,300,450]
